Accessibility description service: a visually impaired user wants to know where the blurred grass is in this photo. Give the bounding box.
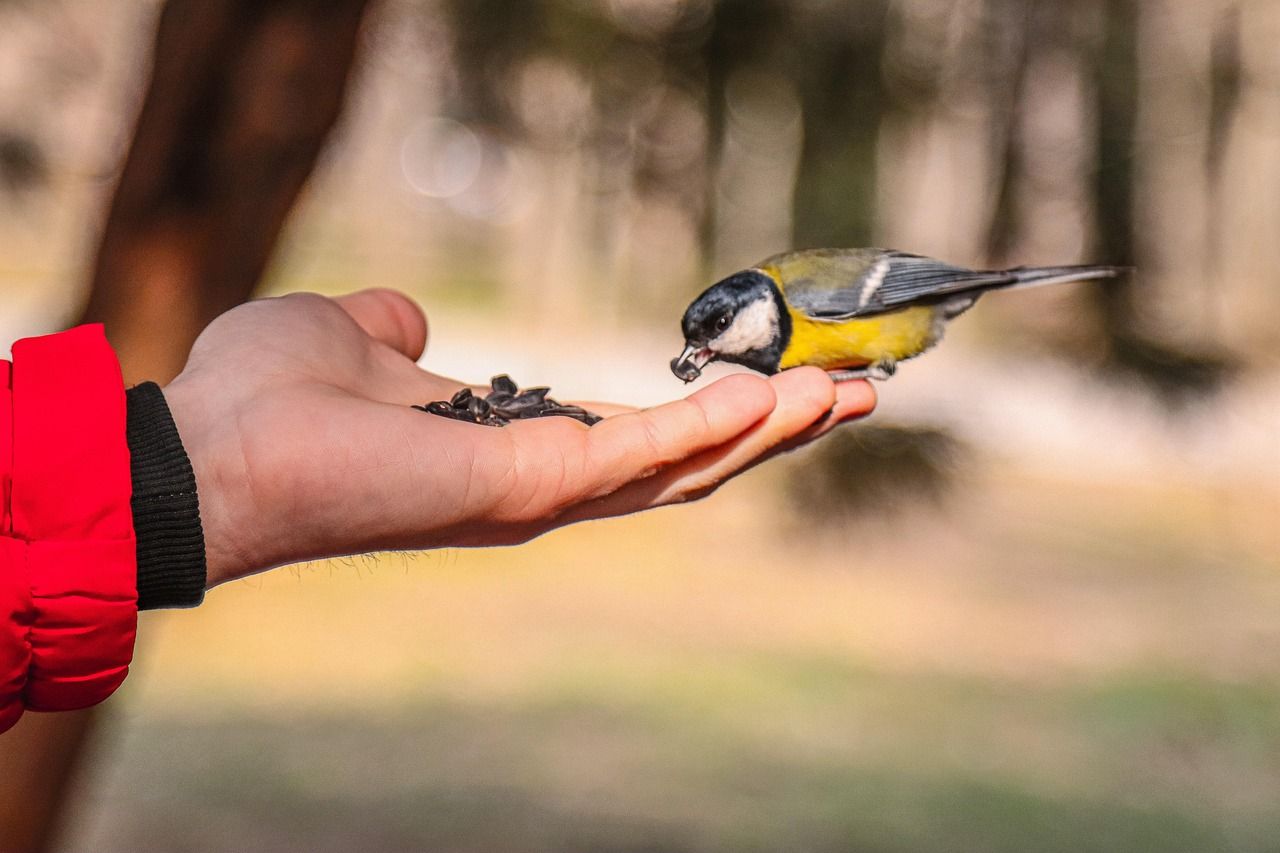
[64,462,1280,852]
[71,675,1279,853]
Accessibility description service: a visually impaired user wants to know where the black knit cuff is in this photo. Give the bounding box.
[126,382,206,609]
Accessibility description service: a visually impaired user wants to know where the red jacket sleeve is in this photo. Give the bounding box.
[0,324,137,733]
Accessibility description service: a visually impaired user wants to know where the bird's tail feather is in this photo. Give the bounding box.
[1002,264,1130,291]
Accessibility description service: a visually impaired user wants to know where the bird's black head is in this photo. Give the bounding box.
[671,270,790,381]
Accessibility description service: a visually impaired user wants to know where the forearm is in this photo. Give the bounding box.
[0,326,138,731]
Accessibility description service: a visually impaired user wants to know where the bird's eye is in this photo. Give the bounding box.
[715,314,731,333]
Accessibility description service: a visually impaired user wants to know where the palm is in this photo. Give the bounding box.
[163,291,876,586]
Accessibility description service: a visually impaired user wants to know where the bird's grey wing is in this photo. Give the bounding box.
[785,251,1013,319]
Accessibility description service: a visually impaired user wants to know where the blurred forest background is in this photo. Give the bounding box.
[0,1,1277,851]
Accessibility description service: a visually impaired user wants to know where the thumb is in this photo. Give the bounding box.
[333,288,429,361]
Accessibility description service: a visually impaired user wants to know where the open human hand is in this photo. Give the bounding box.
[162,289,876,587]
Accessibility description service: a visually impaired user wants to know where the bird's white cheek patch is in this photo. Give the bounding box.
[712,297,779,356]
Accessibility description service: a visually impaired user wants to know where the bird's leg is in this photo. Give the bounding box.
[826,367,872,382]
[827,359,897,383]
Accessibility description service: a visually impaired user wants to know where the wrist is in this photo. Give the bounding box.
[126,382,206,608]
[160,375,259,588]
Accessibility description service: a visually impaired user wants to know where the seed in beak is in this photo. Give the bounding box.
[670,344,713,382]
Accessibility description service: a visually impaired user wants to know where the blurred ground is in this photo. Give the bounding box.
[57,353,1280,851]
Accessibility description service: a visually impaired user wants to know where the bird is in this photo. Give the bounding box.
[670,248,1128,383]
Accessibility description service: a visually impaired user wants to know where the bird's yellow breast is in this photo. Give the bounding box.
[779,305,938,371]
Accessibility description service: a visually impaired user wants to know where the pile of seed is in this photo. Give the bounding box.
[414,375,602,427]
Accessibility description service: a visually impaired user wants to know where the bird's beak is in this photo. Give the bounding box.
[670,343,713,382]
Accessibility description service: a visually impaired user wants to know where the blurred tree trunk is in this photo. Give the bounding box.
[0,710,97,853]
[81,0,371,384]
[1089,0,1226,398]
[0,2,369,852]
[983,0,1034,263]
[791,2,890,249]
[1206,4,1242,274]
[1091,0,1138,279]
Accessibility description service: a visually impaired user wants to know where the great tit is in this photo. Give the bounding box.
[671,248,1126,382]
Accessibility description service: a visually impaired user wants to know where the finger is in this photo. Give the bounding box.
[568,400,637,419]
[767,377,877,456]
[633,365,836,503]
[675,374,874,487]
[568,366,837,518]
[572,374,870,434]
[832,376,877,420]
[333,288,429,360]
[580,373,778,496]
